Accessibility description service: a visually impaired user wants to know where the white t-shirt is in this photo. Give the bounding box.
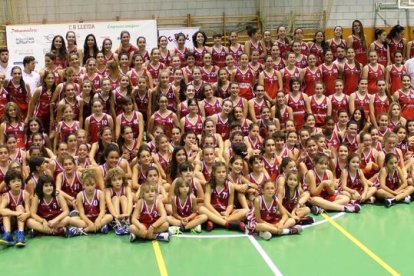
[0,64,13,79]
[22,70,40,96]
[405,58,414,87]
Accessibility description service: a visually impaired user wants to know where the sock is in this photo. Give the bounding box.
[390,198,396,203]
[281,229,290,235]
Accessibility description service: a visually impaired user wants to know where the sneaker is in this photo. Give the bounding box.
[385,198,394,208]
[345,203,361,213]
[206,220,214,231]
[69,209,80,217]
[288,225,303,235]
[404,195,411,203]
[311,205,324,215]
[191,225,202,234]
[298,216,315,225]
[259,231,272,240]
[368,196,376,204]
[129,233,136,243]
[155,232,170,242]
[122,225,130,235]
[15,231,26,247]
[52,227,66,236]
[100,224,109,234]
[28,229,38,238]
[168,226,183,235]
[114,222,124,236]
[67,227,87,238]
[0,232,15,246]
[226,221,245,232]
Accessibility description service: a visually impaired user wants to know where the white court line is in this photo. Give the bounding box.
[248,235,283,276]
[302,212,345,229]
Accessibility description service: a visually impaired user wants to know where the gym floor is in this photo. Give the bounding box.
[1,204,411,276]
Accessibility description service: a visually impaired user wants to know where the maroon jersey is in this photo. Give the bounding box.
[211,46,227,68]
[329,94,348,121]
[34,88,52,119]
[5,190,24,211]
[373,42,388,67]
[0,87,8,118]
[346,169,364,195]
[217,83,231,99]
[161,84,177,112]
[201,66,218,84]
[129,68,149,87]
[249,40,265,60]
[294,55,308,69]
[309,43,324,66]
[234,67,255,100]
[343,134,358,153]
[159,50,171,67]
[275,40,291,60]
[273,59,286,71]
[389,39,404,63]
[263,156,279,181]
[9,148,24,166]
[7,81,29,117]
[287,93,306,130]
[229,44,244,65]
[326,130,341,150]
[87,113,110,143]
[343,63,361,95]
[82,74,101,91]
[82,189,101,222]
[203,98,222,117]
[282,186,299,213]
[147,62,166,86]
[52,159,64,180]
[139,199,161,226]
[360,149,378,179]
[314,170,332,199]
[320,63,339,96]
[135,90,150,118]
[193,47,209,67]
[37,196,62,220]
[385,169,400,191]
[215,115,230,140]
[175,195,193,217]
[173,47,190,68]
[62,98,80,120]
[329,39,346,58]
[252,99,270,120]
[372,94,390,118]
[303,67,322,96]
[61,172,83,199]
[120,111,141,139]
[113,88,130,115]
[201,161,212,183]
[258,195,280,224]
[4,122,25,149]
[310,96,328,126]
[282,67,300,93]
[367,64,384,94]
[210,180,231,212]
[396,89,414,120]
[388,65,406,94]
[57,120,80,142]
[352,35,368,65]
[353,92,370,119]
[153,111,175,138]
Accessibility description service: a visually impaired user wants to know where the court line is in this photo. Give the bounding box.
[152,241,169,276]
[322,213,400,276]
[247,235,283,276]
[302,212,345,229]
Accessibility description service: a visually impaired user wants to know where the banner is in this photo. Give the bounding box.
[6,20,158,69]
[158,27,200,50]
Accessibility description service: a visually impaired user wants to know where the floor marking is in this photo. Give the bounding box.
[302,212,345,229]
[152,241,169,276]
[248,235,283,276]
[322,213,400,276]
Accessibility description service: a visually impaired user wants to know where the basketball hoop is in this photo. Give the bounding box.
[398,0,414,9]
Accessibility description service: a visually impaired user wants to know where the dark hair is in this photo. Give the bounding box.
[232,142,248,159]
[208,161,227,189]
[168,146,187,180]
[178,161,194,173]
[246,25,259,37]
[50,35,68,61]
[83,34,99,64]
[279,157,295,174]
[387,25,404,40]
[351,108,367,132]
[26,155,46,183]
[35,174,56,200]
[384,152,398,165]
[23,56,35,67]
[102,143,120,165]
[374,29,388,49]
[192,31,207,47]
[4,169,24,188]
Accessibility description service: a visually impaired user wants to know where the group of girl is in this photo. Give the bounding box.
[1,20,414,246]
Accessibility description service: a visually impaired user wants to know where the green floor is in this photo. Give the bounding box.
[1,204,412,276]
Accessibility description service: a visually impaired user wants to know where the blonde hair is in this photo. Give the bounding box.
[105,167,128,188]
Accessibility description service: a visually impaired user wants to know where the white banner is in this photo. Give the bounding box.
[158,27,200,50]
[6,20,158,69]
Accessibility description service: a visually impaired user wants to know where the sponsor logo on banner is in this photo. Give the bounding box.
[158,27,200,50]
[16,37,35,45]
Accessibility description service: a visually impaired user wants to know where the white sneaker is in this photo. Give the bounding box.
[404,195,411,203]
[156,232,170,242]
[259,231,272,240]
[191,225,202,234]
[129,233,136,243]
[168,226,182,235]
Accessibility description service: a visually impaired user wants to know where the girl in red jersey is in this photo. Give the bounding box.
[7,134,25,167]
[133,76,151,122]
[275,26,291,60]
[129,183,170,242]
[362,50,385,94]
[286,78,311,131]
[277,171,313,225]
[192,31,209,67]
[66,133,78,158]
[292,41,308,69]
[75,169,112,233]
[349,78,370,119]
[328,79,349,122]
[308,31,326,66]
[56,155,83,208]
[55,83,81,125]
[215,68,231,99]
[82,34,99,65]
[270,45,286,71]
[262,137,280,181]
[172,33,190,68]
[248,84,270,122]
[332,144,349,181]
[115,31,138,59]
[271,91,293,132]
[0,72,8,118]
[0,170,30,247]
[128,54,154,89]
[385,51,406,94]
[147,48,166,86]
[136,36,150,62]
[180,99,204,136]
[195,146,222,184]
[209,99,233,141]
[158,36,171,67]
[380,132,406,169]
[286,131,300,161]
[132,145,165,189]
[177,84,200,119]
[342,48,362,95]
[117,126,139,163]
[210,33,227,69]
[389,102,407,131]
[101,38,117,66]
[305,153,359,214]
[0,102,25,149]
[281,52,300,93]
[232,54,255,100]
[244,123,263,156]
[370,29,390,67]
[377,153,414,207]
[300,54,322,97]
[39,53,62,85]
[340,153,377,203]
[387,25,406,63]
[248,50,264,79]
[228,82,248,118]
[319,50,341,96]
[25,156,49,196]
[358,132,381,182]
[89,127,116,166]
[263,30,273,54]
[198,118,224,153]
[257,106,280,138]
[84,99,114,144]
[393,75,414,120]
[327,26,346,59]
[258,55,283,101]
[113,75,134,116]
[25,118,50,151]
[183,52,196,82]
[253,179,302,240]
[51,67,80,107]
[233,106,252,136]
[50,35,68,69]
[152,70,180,113]
[54,105,80,152]
[394,126,411,163]
[199,83,222,117]
[167,177,207,234]
[305,114,323,136]
[244,25,266,61]
[27,72,55,133]
[115,97,144,144]
[369,79,391,127]
[153,134,172,176]
[26,174,79,238]
[199,161,248,232]
[93,78,116,120]
[82,58,102,91]
[292,28,309,55]
[6,66,31,120]
[228,31,245,65]
[346,20,368,65]
[105,167,133,235]
[309,82,332,127]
